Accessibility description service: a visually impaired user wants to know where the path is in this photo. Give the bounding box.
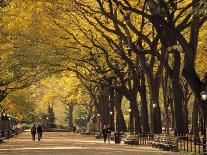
[0,132,188,155]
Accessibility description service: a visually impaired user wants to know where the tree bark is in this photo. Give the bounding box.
[148,79,162,133]
[192,98,199,138]
[162,73,170,135]
[65,102,74,128]
[114,92,127,132]
[172,51,185,135]
[129,93,142,133]
[109,88,115,130]
[139,72,150,133]
[99,87,110,126]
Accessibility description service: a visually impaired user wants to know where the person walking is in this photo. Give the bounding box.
[107,124,112,144]
[102,125,107,143]
[31,124,36,141]
[37,124,43,141]
[73,126,76,134]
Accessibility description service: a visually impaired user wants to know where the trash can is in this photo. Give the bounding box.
[114,132,121,144]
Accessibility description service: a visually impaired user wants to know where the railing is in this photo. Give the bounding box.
[137,134,154,145]
[178,135,207,154]
[134,134,207,154]
[0,119,20,141]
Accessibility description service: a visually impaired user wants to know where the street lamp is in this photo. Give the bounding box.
[152,101,157,109]
[109,111,113,126]
[2,114,6,133]
[128,109,131,133]
[152,101,158,133]
[8,114,10,127]
[201,91,207,154]
[97,114,101,131]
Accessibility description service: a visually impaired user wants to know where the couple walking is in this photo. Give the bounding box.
[31,124,43,141]
[102,124,112,143]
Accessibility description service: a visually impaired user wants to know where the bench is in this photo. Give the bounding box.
[4,130,10,139]
[0,133,5,143]
[151,135,178,151]
[123,134,139,145]
[9,130,15,138]
[95,132,102,139]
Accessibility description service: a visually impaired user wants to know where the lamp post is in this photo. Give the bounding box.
[201,91,207,154]
[152,101,157,134]
[8,114,11,130]
[3,113,6,132]
[80,116,84,129]
[109,111,113,127]
[46,117,49,128]
[97,114,101,131]
[128,108,131,133]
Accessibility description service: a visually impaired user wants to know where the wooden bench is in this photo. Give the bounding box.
[123,134,139,145]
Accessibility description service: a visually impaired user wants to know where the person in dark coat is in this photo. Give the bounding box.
[106,124,112,144]
[37,124,43,141]
[102,125,107,143]
[73,126,76,134]
[31,124,36,141]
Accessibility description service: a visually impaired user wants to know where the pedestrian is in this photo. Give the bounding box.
[37,124,43,141]
[31,124,36,141]
[102,125,107,143]
[107,124,112,144]
[73,126,76,134]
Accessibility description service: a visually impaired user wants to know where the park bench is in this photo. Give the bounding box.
[95,132,102,139]
[9,130,15,138]
[123,134,139,145]
[84,130,91,135]
[162,137,178,151]
[4,130,10,139]
[0,132,5,143]
[150,135,178,151]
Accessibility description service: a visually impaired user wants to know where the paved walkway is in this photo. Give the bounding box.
[0,132,188,155]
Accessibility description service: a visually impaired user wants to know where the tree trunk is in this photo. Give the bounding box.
[148,80,162,133]
[169,97,175,131]
[162,73,170,135]
[172,51,185,135]
[183,101,189,134]
[99,87,110,126]
[114,92,127,132]
[139,72,150,133]
[109,88,115,130]
[192,98,199,138]
[66,103,74,128]
[129,94,142,133]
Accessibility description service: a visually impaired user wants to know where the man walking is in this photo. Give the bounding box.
[31,124,36,141]
[37,124,43,141]
[73,126,76,134]
[102,125,107,143]
[107,124,112,144]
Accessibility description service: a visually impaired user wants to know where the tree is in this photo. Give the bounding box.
[47,105,55,128]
